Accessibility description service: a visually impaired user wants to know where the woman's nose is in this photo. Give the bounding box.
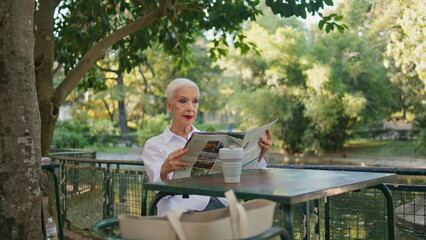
[186,102,196,111]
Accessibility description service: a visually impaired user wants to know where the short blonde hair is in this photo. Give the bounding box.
[166,78,200,101]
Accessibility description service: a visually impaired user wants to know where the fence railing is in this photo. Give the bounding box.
[48,152,148,231]
[46,150,426,239]
[270,164,426,239]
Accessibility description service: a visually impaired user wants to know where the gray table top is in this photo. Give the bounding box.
[144,168,396,204]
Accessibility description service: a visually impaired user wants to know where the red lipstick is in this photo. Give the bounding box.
[183,115,193,120]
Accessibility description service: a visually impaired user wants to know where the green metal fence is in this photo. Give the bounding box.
[272,165,426,240]
[47,150,426,239]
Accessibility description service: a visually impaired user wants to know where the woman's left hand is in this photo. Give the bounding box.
[258,129,273,162]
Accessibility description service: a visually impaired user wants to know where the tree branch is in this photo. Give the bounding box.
[138,65,149,95]
[102,99,114,122]
[53,0,172,105]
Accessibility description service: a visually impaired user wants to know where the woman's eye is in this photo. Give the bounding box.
[193,99,198,104]
[179,99,187,104]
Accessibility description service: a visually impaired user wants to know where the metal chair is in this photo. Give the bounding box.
[91,217,291,240]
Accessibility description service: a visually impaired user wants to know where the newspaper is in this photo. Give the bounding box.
[173,119,278,179]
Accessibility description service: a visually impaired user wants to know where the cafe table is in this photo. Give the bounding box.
[142,168,396,239]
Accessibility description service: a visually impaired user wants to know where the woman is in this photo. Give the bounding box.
[142,78,272,216]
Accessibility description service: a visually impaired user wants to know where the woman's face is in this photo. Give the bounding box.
[167,86,199,127]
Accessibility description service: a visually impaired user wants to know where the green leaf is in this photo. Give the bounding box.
[300,9,307,19]
[324,0,334,6]
[335,15,343,21]
[318,20,325,30]
[337,25,344,33]
[325,24,330,33]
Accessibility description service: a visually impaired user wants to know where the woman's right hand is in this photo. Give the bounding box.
[160,148,190,180]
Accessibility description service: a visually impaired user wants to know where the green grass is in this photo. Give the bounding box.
[344,140,425,158]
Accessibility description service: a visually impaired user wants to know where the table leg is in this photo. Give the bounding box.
[302,201,310,240]
[141,188,147,216]
[282,204,294,239]
[374,184,395,240]
[324,197,330,240]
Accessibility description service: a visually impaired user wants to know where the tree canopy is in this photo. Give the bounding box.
[36,0,344,155]
[39,0,425,154]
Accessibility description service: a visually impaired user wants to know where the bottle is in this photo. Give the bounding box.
[46,218,58,240]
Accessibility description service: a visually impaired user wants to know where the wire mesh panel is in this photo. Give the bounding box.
[60,162,152,231]
[63,164,104,229]
[288,201,324,240]
[111,169,145,216]
[327,189,388,240]
[391,185,426,239]
[287,203,307,240]
[326,186,426,240]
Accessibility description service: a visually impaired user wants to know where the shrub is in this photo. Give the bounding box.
[55,118,89,133]
[52,129,88,149]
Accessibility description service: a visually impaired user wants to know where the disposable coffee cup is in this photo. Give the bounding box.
[219,145,244,183]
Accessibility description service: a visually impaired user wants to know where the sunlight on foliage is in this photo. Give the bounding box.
[342,92,366,119]
[305,64,331,92]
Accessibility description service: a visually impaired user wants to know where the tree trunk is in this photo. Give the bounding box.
[35,0,59,155]
[0,0,42,239]
[116,69,130,139]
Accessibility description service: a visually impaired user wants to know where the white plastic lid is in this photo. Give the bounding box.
[219,145,244,159]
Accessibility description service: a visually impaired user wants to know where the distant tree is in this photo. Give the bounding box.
[0,0,42,238]
[382,0,426,85]
[301,0,396,152]
[222,20,310,152]
[224,0,397,153]
[378,0,426,119]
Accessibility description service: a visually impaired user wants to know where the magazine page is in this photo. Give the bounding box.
[172,119,278,179]
[172,134,242,179]
[241,119,278,169]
